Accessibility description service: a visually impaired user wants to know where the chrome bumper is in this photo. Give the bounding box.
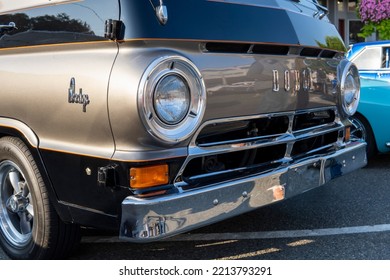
[120,141,366,242]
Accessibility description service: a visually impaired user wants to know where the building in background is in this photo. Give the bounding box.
[319,0,371,47]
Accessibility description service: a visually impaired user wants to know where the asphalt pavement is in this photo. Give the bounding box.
[1,154,390,260]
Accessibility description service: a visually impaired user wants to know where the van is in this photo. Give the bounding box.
[0,0,365,259]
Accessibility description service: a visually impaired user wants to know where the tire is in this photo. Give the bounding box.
[0,137,80,259]
[350,114,377,159]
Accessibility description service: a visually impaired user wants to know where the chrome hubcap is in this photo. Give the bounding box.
[6,193,29,213]
[0,161,34,247]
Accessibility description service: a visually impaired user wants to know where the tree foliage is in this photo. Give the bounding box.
[0,13,92,35]
[358,0,390,40]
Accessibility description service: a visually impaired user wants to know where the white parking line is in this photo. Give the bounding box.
[81,223,390,243]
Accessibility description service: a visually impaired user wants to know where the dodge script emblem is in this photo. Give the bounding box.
[68,77,90,112]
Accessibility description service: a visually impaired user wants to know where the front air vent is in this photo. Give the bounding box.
[293,109,336,131]
[177,107,342,191]
[251,44,290,55]
[204,42,290,55]
[291,131,338,158]
[204,42,339,58]
[300,48,322,57]
[181,144,287,190]
[320,50,337,58]
[205,42,251,53]
[196,115,290,147]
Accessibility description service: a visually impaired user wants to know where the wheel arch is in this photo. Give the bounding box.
[352,111,378,157]
[0,118,39,148]
[0,118,73,223]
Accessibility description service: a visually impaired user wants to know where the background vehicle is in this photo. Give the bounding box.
[0,0,365,259]
[347,41,390,158]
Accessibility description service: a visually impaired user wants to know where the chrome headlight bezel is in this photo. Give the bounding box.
[338,59,360,117]
[138,56,206,143]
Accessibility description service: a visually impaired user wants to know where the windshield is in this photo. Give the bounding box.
[0,0,78,14]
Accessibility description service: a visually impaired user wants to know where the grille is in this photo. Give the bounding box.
[176,107,343,190]
[196,115,289,147]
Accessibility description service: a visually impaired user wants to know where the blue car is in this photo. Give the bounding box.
[347,41,390,157]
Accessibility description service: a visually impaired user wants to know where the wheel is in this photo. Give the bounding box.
[0,137,80,259]
[350,114,377,159]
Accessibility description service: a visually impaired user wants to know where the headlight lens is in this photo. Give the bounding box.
[154,74,190,125]
[338,60,360,117]
[138,56,206,143]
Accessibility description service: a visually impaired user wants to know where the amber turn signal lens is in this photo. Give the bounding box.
[130,164,169,189]
[345,126,351,142]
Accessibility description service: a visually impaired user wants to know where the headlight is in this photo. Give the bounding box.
[154,74,190,125]
[337,59,360,117]
[138,56,206,143]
